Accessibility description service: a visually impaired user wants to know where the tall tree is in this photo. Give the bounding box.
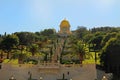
[101,32,117,47]
[89,32,104,51]
[15,32,36,46]
[0,35,19,59]
[29,44,38,56]
[72,40,86,64]
[76,26,88,39]
[40,29,56,39]
[100,34,120,79]
[17,45,26,64]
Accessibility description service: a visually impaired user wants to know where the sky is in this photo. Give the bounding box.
[0,0,120,34]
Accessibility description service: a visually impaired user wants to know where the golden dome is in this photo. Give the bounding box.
[60,19,70,28]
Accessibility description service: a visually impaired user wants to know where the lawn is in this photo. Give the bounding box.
[3,59,18,64]
[83,51,100,64]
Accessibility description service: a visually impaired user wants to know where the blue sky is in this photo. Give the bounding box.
[0,0,120,34]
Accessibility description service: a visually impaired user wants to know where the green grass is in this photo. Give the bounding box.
[3,59,18,64]
[3,59,9,63]
[9,59,18,64]
[83,50,101,64]
[83,59,95,64]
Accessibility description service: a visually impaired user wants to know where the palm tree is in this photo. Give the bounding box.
[18,45,26,64]
[72,40,86,64]
[29,44,38,56]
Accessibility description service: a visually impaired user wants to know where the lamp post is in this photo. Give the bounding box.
[39,76,43,80]
[62,73,65,80]
[9,75,16,80]
[102,76,108,80]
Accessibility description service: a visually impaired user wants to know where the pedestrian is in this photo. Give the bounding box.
[67,71,69,75]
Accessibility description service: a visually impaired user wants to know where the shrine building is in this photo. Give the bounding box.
[58,19,71,37]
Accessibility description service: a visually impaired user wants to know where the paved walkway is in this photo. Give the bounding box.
[0,63,96,80]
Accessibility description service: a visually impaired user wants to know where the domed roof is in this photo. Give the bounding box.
[60,19,70,28]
